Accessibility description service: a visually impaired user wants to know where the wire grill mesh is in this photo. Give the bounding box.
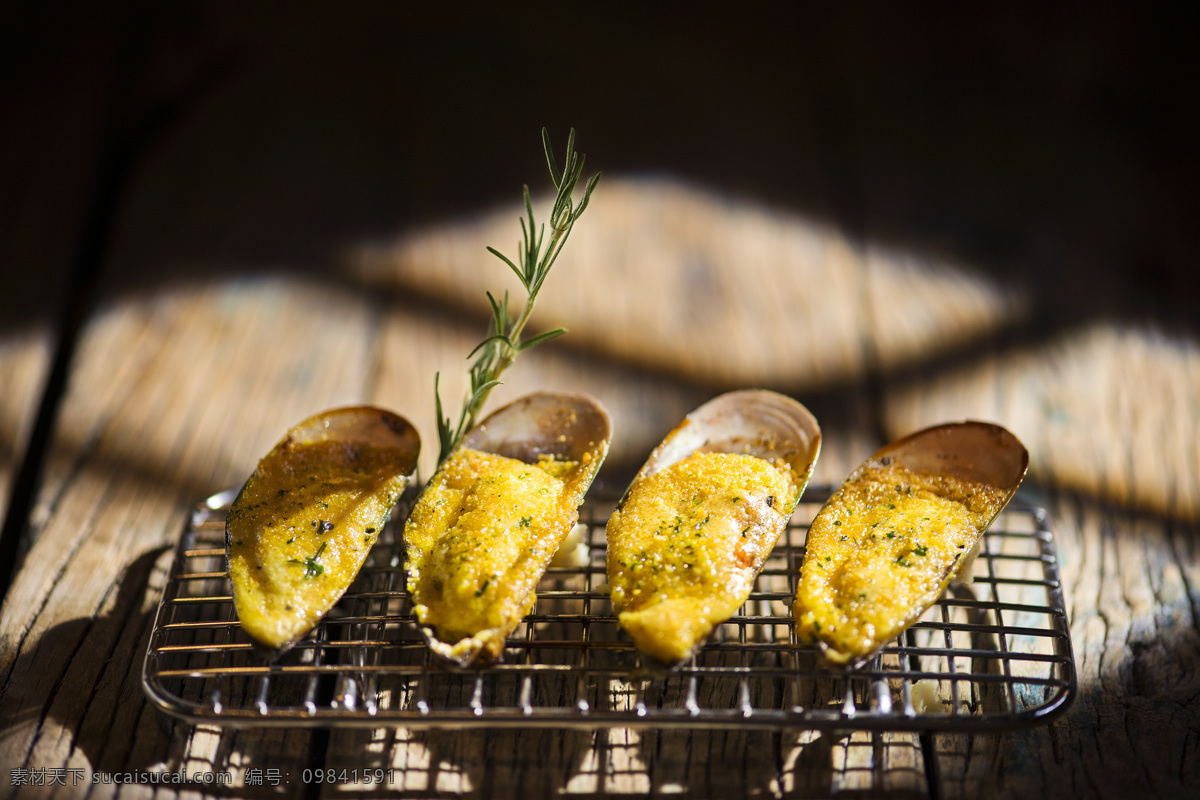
[143,488,1075,732]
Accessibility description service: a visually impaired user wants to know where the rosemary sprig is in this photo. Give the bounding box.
[434,127,600,468]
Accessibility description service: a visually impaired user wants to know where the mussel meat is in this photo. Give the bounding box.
[226,406,420,655]
[792,420,1028,667]
[606,389,822,666]
[403,392,611,666]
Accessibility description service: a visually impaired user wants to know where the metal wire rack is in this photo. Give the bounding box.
[143,487,1075,733]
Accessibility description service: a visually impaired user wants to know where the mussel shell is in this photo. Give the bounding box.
[418,391,612,666]
[461,391,612,498]
[632,388,821,498]
[227,405,420,657]
[873,420,1028,500]
[805,420,1028,668]
[610,389,821,668]
[285,405,422,455]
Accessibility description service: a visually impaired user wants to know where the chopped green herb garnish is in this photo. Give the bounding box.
[289,542,327,578]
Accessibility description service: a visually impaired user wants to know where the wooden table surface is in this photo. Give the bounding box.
[3,7,1199,798]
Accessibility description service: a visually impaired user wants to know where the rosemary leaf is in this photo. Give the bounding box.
[518,327,567,351]
[487,246,526,287]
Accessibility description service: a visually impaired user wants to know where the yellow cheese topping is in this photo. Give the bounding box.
[792,457,1006,665]
[227,439,410,651]
[404,448,579,661]
[606,451,799,664]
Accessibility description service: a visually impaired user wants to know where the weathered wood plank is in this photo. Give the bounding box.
[2,272,893,797]
[884,335,1200,796]
[309,725,928,798]
[926,492,1200,798]
[0,277,377,790]
[353,178,1022,392]
[884,324,1200,521]
[0,325,51,529]
[9,187,1192,797]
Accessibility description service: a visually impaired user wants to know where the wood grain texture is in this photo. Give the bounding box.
[0,277,376,786]
[884,324,1200,521]
[3,248,1197,796]
[3,7,1194,797]
[353,177,1024,391]
[369,286,875,485]
[883,329,1200,796]
[0,324,51,527]
[0,273,893,798]
[927,490,1200,798]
